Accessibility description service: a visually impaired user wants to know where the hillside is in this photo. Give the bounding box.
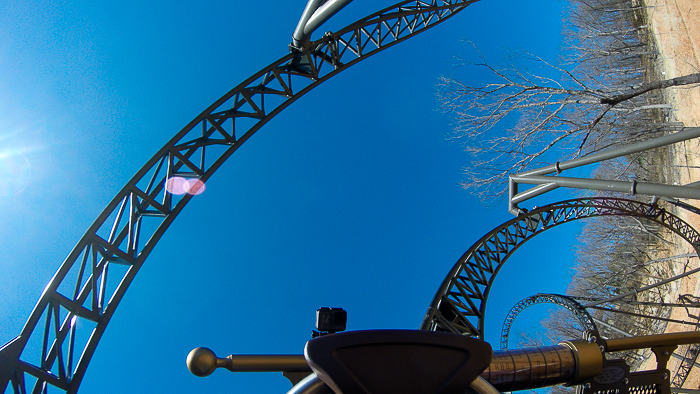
[640,0,700,387]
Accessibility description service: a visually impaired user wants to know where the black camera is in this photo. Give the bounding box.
[313,307,347,337]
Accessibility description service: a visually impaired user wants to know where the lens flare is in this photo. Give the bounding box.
[184,179,206,195]
[165,177,189,195]
[166,177,206,196]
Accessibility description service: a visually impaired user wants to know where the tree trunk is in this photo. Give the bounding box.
[601,73,700,105]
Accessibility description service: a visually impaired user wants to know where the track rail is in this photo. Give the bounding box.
[0,1,479,393]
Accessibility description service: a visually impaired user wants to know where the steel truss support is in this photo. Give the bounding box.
[0,1,480,393]
[420,198,700,339]
[499,293,597,350]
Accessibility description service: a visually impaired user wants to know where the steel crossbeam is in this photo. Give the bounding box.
[420,198,700,339]
[0,1,480,393]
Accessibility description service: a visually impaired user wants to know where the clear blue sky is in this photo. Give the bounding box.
[0,1,579,393]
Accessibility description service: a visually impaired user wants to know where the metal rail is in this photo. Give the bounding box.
[0,1,479,393]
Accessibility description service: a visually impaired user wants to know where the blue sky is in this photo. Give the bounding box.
[0,0,580,392]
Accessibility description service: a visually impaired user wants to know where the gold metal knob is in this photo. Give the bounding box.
[186,347,218,377]
[186,347,311,378]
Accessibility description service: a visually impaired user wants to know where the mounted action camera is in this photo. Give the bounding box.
[313,307,347,338]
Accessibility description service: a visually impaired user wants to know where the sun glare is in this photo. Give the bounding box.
[0,149,30,197]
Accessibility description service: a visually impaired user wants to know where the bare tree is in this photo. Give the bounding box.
[463,0,700,383]
[438,0,700,203]
[438,51,699,202]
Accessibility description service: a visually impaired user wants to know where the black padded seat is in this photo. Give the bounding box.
[304,330,493,394]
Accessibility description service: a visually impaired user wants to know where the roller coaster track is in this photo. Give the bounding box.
[420,198,700,339]
[499,293,597,350]
[0,1,479,393]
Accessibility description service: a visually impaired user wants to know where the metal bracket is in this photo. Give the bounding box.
[578,331,676,394]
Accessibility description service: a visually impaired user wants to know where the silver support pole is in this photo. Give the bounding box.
[303,0,353,36]
[508,127,700,214]
[520,127,700,178]
[511,175,700,201]
[593,318,633,337]
[510,182,559,205]
[293,0,327,48]
[286,374,333,394]
[292,0,353,49]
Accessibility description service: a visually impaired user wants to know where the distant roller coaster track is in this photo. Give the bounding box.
[499,293,597,350]
[0,1,480,393]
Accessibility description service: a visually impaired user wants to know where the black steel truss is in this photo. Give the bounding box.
[671,341,700,388]
[420,198,700,339]
[499,293,597,350]
[0,1,480,393]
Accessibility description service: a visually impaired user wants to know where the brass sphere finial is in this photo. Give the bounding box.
[186,347,218,377]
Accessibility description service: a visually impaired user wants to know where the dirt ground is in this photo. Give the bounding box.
[646,0,700,125]
[639,0,700,388]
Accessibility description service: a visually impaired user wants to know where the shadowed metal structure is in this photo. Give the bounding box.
[185,325,700,394]
[499,291,700,390]
[499,293,598,350]
[420,198,700,338]
[0,1,480,393]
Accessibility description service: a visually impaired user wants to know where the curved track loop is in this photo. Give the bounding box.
[499,293,597,350]
[420,198,700,339]
[0,1,479,393]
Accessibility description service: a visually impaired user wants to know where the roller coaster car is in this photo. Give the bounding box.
[305,330,493,394]
[188,328,700,394]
